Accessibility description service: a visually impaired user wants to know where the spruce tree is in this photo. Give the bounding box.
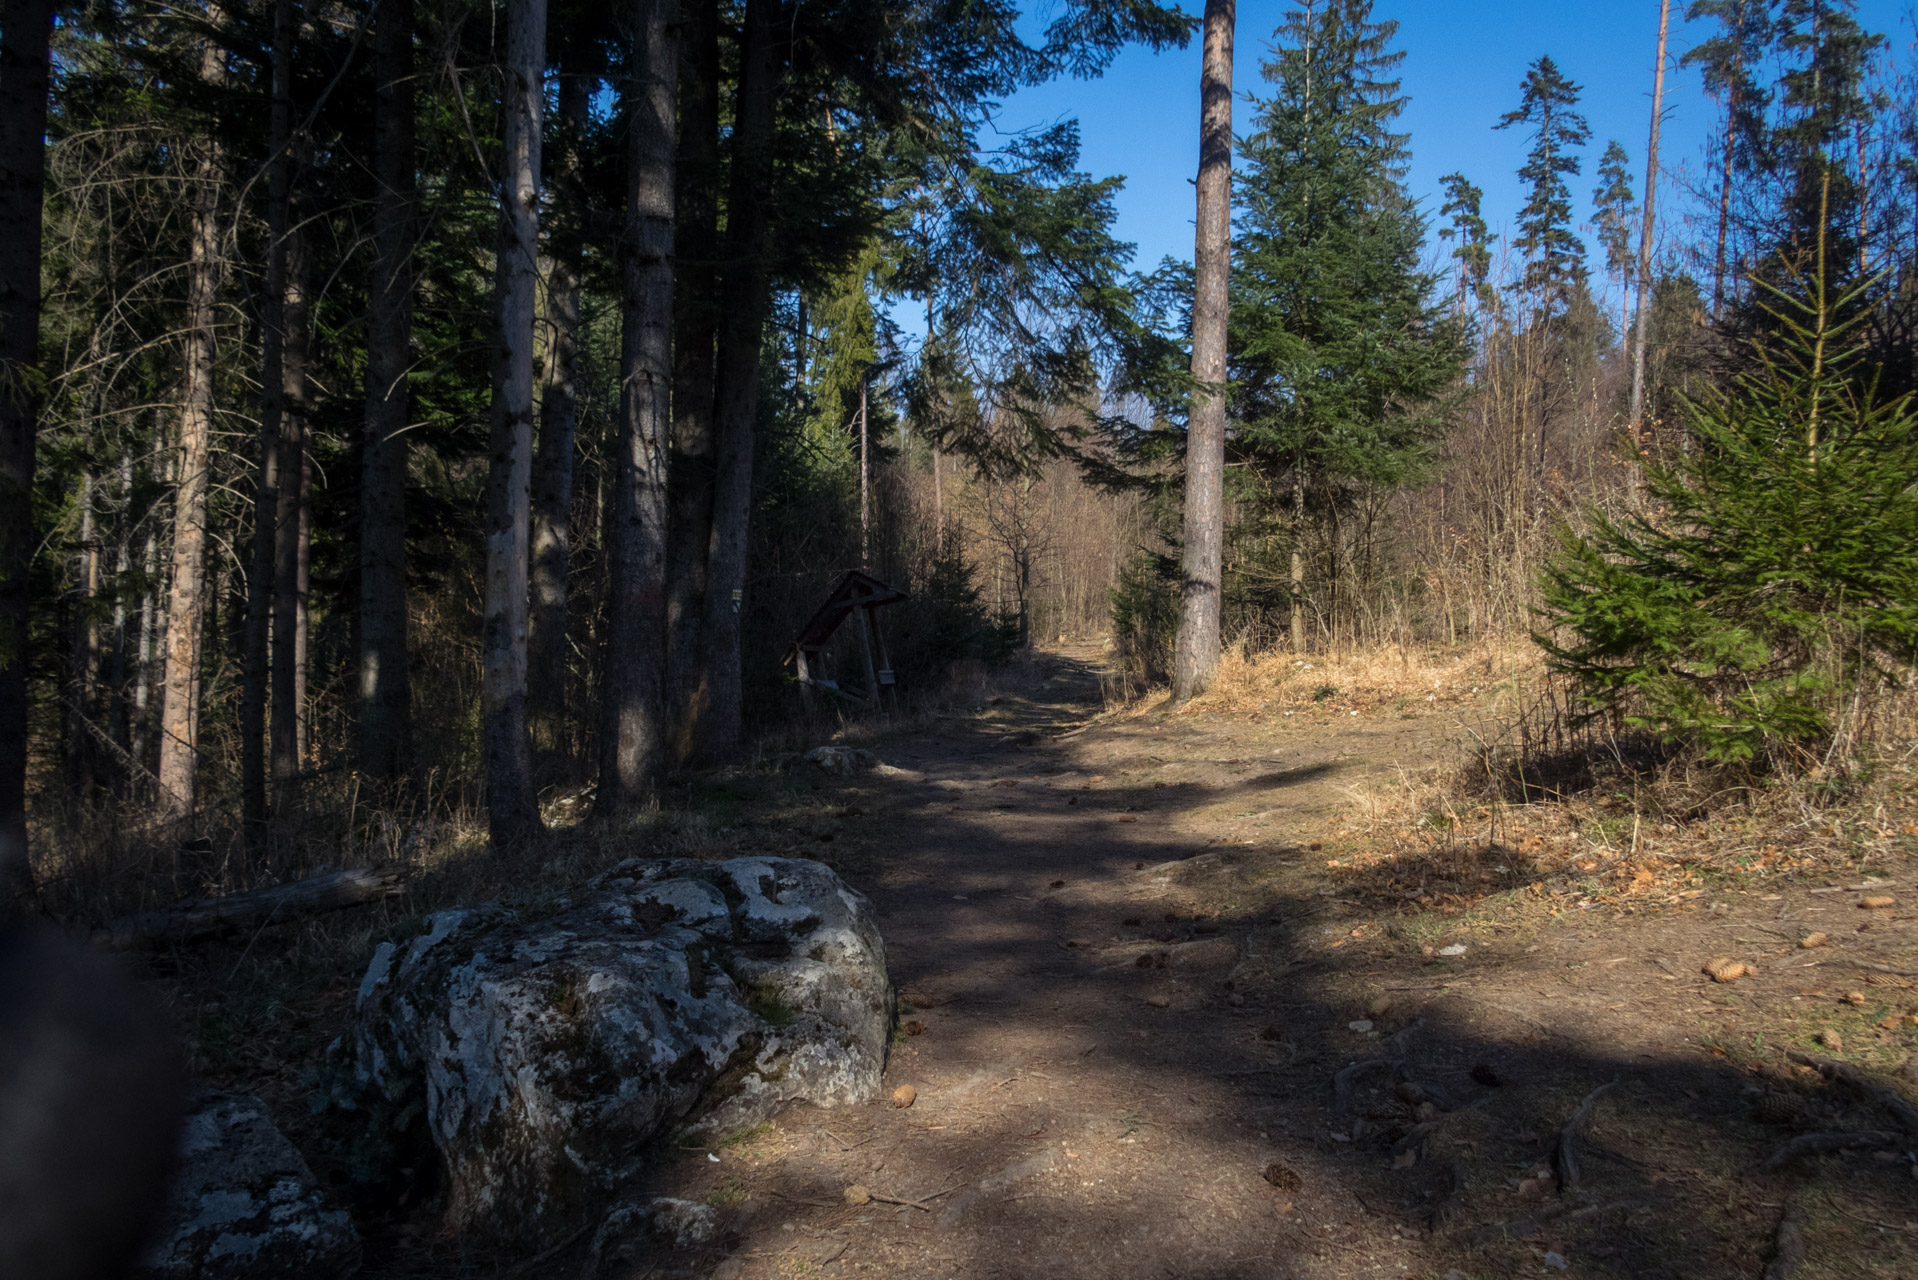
[1592,140,1637,338]
[1539,249,1918,766]
[1496,56,1592,319]
[1682,0,1776,317]
[1437,172,1494,315]
[1231,0,1466,635]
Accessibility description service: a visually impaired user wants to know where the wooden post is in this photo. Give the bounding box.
[795,647,815,713]
[872,609,896,712]
[853,602,880,705]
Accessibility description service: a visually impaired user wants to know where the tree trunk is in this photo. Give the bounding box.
[529,75,587,757]
[1628,0,1670,439]
[109,450,133,761]
[0,0,53,904]
[272,208,310,801]
[482,0,546,845]
[1170,0,1233,704]
[696,0,780,761]
[66,470,100,800]
[157,38,229,821]
[1712,90,1736,320]
[599,0,677,812]
[1289,466,1305,651]
[359,0,415,782]
[243,0,295,841]
[664,0,721,764]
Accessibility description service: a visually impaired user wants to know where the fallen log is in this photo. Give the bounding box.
[95,865,408,949]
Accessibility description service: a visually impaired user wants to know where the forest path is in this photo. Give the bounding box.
[628,645,1918,1280]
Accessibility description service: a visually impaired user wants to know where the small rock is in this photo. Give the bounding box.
[1145,994,1171,1009]
[804,745,880,775]
[1437,944,1467,957]
[891,1084,917,1109]
[1800,932,1829,949]
[1348,1019,1374,1033]
[1861,896,1897,909]
[844,1184,872,1206]
[1366,994,1395,1019]
[1543,1251,1569,1271]
[1819,1028,1844,1051]
[1391,1148,1417,1169]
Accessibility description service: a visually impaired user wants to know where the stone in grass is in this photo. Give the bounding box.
[351,856,891,1250]
[138,1092,360,1280]
[1436,944,1468,957]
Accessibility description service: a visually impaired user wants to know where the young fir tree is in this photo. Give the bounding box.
[1591,140,1637,339]
[1538,240,1918,767]
[1496,55,1592,319]
[1231,0,1466,638]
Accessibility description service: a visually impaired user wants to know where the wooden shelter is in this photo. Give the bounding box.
[785,570,907,710]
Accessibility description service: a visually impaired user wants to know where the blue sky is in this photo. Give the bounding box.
[989,0,1914,307]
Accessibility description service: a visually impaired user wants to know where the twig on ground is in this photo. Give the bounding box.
[1759,1129,1899,1171]
[1553,1078,1618,1194]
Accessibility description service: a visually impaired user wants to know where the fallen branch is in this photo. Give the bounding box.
[1763,1196,1806,1280]
[1553,1079,1618,1194]
[1786,1051,1918,1138]
[1469,1197,1646,1245]
[1759,1129,1899,1172]
[95,865,409,949]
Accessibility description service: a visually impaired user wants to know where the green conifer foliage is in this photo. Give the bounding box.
[1591,140,1637,336]
[1538,250,1918,766]
[1436,172,1495,314]
[1496,56,1592,318]
[1229,0,1466,629]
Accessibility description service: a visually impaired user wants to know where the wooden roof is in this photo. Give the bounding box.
[786,570,908,660]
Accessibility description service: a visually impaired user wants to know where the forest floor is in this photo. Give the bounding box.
[577,641,1918,1280]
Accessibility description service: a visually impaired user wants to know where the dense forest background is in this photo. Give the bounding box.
[2,0,1915,915]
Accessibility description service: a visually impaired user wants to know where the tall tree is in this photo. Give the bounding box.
[1169,0,1232,698]
[1437,171,1494,315]
[1682,0,1775,318]
[598,0,677,810]
[1591,139,1637,338]
[663,0,719,764]
[270,223,310,801]
[1628,0,1672,435]
[482,0,547,844]
[242,0,298,840]
[1232,0,1465,647]
[156,36,229,819]
[0,0,53,901]
[1495,55,1591,319]
[693,0,780,760]
[528,71,590,752]
[359,0,416,783]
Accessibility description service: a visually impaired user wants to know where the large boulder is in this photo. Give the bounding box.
[352,856,891,1248]
[140,1092,360,1279]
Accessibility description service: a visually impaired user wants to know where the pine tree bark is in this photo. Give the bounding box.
[243,0,296,840]
[528,75,588,754]
[359,0,415,781]
[271,212,310,800]
[664,0,721,764]
[0,0,52,903]
[157,38,229,820]
[1628,0,1671,438]
[696,0,780,761]
[66,470,100,799]
[1170,0,1233,704]
[598,0,677,812]
[482,0,546,845]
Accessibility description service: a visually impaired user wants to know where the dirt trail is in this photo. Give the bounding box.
[629,646,1918,1280]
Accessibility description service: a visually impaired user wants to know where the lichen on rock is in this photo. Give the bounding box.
[352,857,890,1248]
